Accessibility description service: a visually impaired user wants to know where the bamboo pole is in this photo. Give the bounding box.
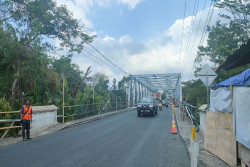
[0,126,22,130]
[0,111,19,114]
[230,84,238,162]
[62,73,65,123]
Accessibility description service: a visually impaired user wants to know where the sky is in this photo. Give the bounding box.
[56,0,221,82]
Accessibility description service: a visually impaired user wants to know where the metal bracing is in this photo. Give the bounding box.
[129,73,182,104]
[134,80,138,105]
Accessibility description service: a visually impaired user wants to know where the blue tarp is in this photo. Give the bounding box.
[211,69,250,89]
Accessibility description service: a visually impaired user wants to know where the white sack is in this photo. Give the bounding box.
[210,87,232,113]
[233,87,250,149]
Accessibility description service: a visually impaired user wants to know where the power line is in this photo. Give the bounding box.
[84,47,127,74]
[178,0,188,73]
[180,0,200,74]
[199,0,215,47]
[81,44,129,75]
[183,0,209,76]
[88,44,129,75]
[188,0,216,80]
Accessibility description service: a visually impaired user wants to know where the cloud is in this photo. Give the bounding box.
[56,0,94,28]
[103,35,115,42]
[119,35,132,45]
[55,1,221,82]
[118,0,145,9]
[55,0,145,34]
[81,7,221,81]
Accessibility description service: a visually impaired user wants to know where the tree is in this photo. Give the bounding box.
[215,0,250,35]
[194,0,250,75]
[182,80,207,106]
[92,73,110,104]
[117,76,129,102]
[0,0,94,105]
[112,78,117,91]
[196,21,249,67]
[161,93,166,100]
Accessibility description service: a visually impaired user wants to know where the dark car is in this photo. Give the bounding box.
[137,97,158,117]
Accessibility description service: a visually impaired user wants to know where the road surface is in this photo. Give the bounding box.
[0,107,190,167]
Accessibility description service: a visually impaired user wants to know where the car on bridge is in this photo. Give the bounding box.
[137,97,158,117]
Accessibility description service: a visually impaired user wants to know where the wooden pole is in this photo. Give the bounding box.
[62,73,65,123]
[0,126,22,130]
[230,84,238,162]
[230,84,233,111]
[0,111,19,114]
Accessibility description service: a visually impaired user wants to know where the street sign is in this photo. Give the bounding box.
[153,90,158,93]
[198,64,217,87]
[198,64,217,107]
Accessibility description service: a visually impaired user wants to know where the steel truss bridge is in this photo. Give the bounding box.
[128,73,182,106]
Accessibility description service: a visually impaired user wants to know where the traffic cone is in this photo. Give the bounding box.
[171,112,178,134]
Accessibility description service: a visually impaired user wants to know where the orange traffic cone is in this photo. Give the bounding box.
[171,113,178,134]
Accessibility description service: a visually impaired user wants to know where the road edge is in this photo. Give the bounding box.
[0,108,135,147]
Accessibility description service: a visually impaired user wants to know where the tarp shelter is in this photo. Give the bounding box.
[212,69,250,89]
[210,69,250,149]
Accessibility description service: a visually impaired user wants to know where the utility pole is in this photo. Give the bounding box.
[206,72,209,106]
[113,84,118,111]
[92,81,94,112]
[62,73,65,123]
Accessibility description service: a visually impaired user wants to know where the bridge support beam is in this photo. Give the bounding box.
[174,74,182,104]
[134,80,138,106]
[129,76,133,107]
[138,83,141,101]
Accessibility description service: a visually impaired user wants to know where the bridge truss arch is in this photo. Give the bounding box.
[128,73,182,107]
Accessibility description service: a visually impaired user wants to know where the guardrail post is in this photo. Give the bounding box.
[191,127,195,141]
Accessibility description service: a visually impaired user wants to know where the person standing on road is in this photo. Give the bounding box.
[20,98,32,141]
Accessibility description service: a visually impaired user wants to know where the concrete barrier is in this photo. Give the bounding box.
[190,135,199,167]
[31,105,58,134]
[199,104,207,136]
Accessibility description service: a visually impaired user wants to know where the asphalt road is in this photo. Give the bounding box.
[0,107,190,167]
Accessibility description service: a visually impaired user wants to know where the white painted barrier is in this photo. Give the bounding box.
[190,135,199,167]
[199,104,207,136]
[31,105,58,134]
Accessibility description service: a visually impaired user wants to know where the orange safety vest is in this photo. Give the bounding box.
[22,105,32,120]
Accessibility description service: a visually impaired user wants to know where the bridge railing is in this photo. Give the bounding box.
[0,111,21,139]
[181,102,199,131]
[57,101,128,123]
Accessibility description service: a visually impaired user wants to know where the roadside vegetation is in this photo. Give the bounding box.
[0,0,129,136]
[183,0,250,106]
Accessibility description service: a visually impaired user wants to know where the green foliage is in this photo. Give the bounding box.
[194,0,250,75]
[182,80,207,106]
[161,92,166,100]
[0,0,95,109]
[117,76,129,102]
[185,0,250,106]
[196,21,249,66]
[0,98,12,137]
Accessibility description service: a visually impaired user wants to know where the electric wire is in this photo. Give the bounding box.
[178,0,188,73]
[83,47,127,74]
[180,0,200,74]
[88,44,129,75]
[183,0,209,77]
[188,0,217,80]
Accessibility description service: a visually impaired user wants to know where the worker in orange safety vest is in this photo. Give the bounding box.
[20,98,32,141]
